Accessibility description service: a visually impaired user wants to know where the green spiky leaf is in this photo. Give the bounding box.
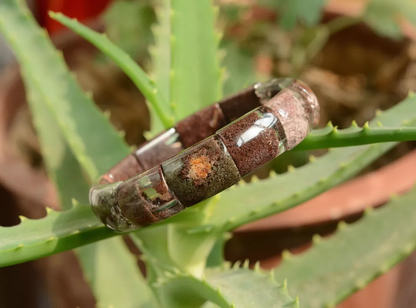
[150,266,297,308]
[221,41,259,97]
[148,0,224,135]
[24,74,88,209]
[296,124,416,151]
[0,0,130,182]
[80,237,159,308]
[134,0,229,290]
[0,204,110,267]
[148,0,174,135]
[152,271,231,308]
[49,11,174,130]
[167,0,223,119]
[0,2,156,307]
[202,267,298,308]
[274,187,416,308]
[103,0,155,59]
[261,0,329,30]
[364,0,416,38]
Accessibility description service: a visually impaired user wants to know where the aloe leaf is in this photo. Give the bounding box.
[0,0,130,182]
[1,200,156,299]
[364,0,416,39]
[206,234,231,268]
[274,187,416,308]
[0,204,111,267]
[103,0,155,59]
[202,267,298,308]
[24,76,159,308]
[151,0,226,276]
[24,75,88,209]
[221,41,260,97]
[0,203,156,306]
[152,271,230,308]
[148,0,225,127]
[19,74,155,308]
[0,2,157,307]
[148,0,174,135]
[133,0,228,282]
[167,223,217,277]
[261,0,328,30]
[132,201,219,284]
[169,0,223,119]
[49,11,173,130]
[80,236,159,308]
[0,202,192,268]
[296,124,416,151]
[203,93,416,231]
[151,267,297,308]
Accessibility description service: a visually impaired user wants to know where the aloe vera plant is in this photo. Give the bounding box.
[1,0,416,307]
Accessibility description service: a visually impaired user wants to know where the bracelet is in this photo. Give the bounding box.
[89,78,320,232]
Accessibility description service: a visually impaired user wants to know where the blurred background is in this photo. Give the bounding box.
[1,0,416,307]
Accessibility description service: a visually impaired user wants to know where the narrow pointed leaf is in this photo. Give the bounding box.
[203,267,298,308]
[364,0,416,39]
[296,125,416,150]
[0,2,156,307]
[0,0,130,182]
[24,75,88,209]
[169,0,223,119]
[221,41,259,97]
[274,187,416,308]
[49,11,173,129]
[153,272,231,308]
[103,0,155,59]
[0,205,111,267]
[261,0,328,30]
[149,0,174,135]
[80,237,159,308]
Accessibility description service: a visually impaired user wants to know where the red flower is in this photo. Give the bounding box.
[35,0,112,34]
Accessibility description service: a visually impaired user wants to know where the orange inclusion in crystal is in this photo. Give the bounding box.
[188,156,212,182]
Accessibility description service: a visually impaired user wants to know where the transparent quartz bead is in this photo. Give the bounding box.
[90,165,184,232]
[217,106,286,177]
[115,165,184,229]
[265,79,320,150]
[175,104,227,148]
[254,77,294,103]
[162,135,241,206]
[135,128,184,170]
[89,182,136,232]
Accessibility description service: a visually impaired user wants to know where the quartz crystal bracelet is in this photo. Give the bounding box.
[89,78,320,232]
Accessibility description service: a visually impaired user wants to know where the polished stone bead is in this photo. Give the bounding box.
[116,165,184,228]
[265,79,319,150]
[175,104,227,148]
[162,135,241,206]
[135,128,184,170]
[99,154,144,184]
[218,87,262,123]
[89,182,136,232]
[217,106,286,177]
